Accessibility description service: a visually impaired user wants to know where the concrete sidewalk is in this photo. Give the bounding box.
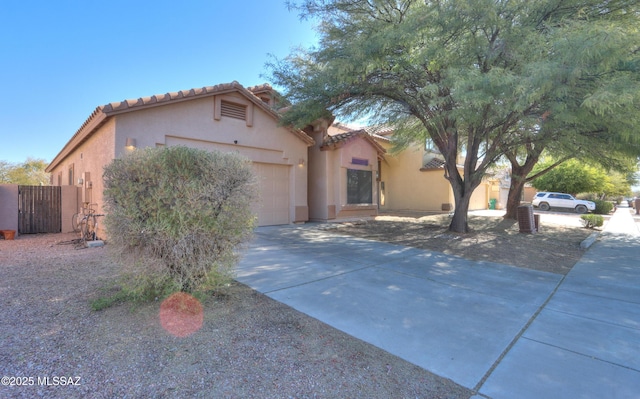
[236,208,640,398]
[478,207,640,398]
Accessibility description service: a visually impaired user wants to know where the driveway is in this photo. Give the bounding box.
[237,208,640,398]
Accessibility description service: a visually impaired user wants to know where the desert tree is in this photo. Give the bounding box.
[270,0,640,232]
[498,4,640,218]
[0,158,50,185]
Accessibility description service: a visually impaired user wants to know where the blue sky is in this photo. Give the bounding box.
[0,1,318,164]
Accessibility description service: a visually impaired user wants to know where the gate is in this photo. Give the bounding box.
[18,186,62,234]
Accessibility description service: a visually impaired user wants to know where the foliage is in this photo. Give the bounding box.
[592,199,614,215]
[580,214,604,229]
[531,159,608,195]
[0,158,50,185]
[271,0,640,232]
[531,158,635,199]
[602,170,635,198]
[103,146,257,294]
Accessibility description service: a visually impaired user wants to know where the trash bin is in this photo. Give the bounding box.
[489,199,497,210]
[636,198,640,215]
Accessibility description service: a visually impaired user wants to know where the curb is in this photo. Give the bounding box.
[580,231,600,249]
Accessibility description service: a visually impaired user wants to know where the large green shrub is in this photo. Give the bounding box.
[580,214,604,229]
[593,199,614,215]
[103,146,257,293]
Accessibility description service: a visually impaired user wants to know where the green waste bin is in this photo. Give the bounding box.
[489,199,497,210]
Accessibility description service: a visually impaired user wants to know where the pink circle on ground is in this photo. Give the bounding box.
[159,292,204,337]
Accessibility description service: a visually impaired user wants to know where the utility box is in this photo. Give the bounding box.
[517,204,536,234]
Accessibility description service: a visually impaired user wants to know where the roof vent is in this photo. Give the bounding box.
[220,100,246,120]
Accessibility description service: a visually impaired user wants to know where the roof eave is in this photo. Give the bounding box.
[46,82,315,171]
[46,108,108,172]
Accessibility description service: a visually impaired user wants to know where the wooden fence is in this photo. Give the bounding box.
[18,186,62,234]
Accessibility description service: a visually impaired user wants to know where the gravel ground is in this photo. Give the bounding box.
[0,233,472,399]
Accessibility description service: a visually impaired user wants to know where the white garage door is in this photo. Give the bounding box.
[253,163,290,226]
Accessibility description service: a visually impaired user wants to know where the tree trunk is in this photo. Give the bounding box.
[504,177,526,219]
[449,194,471,233]
[447,172,476,233]
[503,144,544,220]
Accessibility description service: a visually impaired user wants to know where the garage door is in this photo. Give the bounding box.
[253,163,290,226]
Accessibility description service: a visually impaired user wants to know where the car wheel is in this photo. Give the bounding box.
[575,205,587,214]
[539,202,550,211]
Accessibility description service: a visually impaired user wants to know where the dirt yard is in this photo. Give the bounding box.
[0,212,595,398]
[0,233,471,399]
[331,211,596,275]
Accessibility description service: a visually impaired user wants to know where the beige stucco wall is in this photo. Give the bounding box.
[334,139,379,219]
[0,185,19,235]
[61,186,82,233]
[48,118,116,238]
[113,94,309,224]
[308,129,380,221]
[379,145,453,211]
[379,143,489,212]
[48,91,311,235]
[308,135,330,220]
[469,182,489,210]
[523,186,537,203]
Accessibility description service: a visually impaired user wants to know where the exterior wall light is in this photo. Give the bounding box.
[125,138,137,149]
[298,159,305,167]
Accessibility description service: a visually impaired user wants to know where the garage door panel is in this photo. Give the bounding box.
[253,163,290,226]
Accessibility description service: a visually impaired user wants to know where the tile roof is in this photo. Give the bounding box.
[420,158,446,170]
[366,124,394,136]
[101,82,269,114]
[47,82,313,171]
[320,129,386,155]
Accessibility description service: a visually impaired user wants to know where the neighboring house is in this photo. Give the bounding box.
[46,82,315,231]
[486,167,537,209]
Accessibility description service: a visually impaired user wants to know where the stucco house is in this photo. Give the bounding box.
[485,167,537,209]
[329,124,490,213]
[45,82,387,234]
[305,119,386,221]
[46,82,315,230]
[46,81,493,237]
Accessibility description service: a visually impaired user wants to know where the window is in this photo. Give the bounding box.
[425,138,436,151]
[68,164,74,186]
[347,169,372,204]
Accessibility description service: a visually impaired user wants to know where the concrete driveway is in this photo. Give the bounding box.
[236,208,640,398]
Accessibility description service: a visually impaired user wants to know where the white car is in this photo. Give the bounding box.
[532,192,596,214]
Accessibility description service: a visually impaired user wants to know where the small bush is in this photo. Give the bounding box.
[593,199,614,215]
[581,214,604,229]
[103,146,257,294]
